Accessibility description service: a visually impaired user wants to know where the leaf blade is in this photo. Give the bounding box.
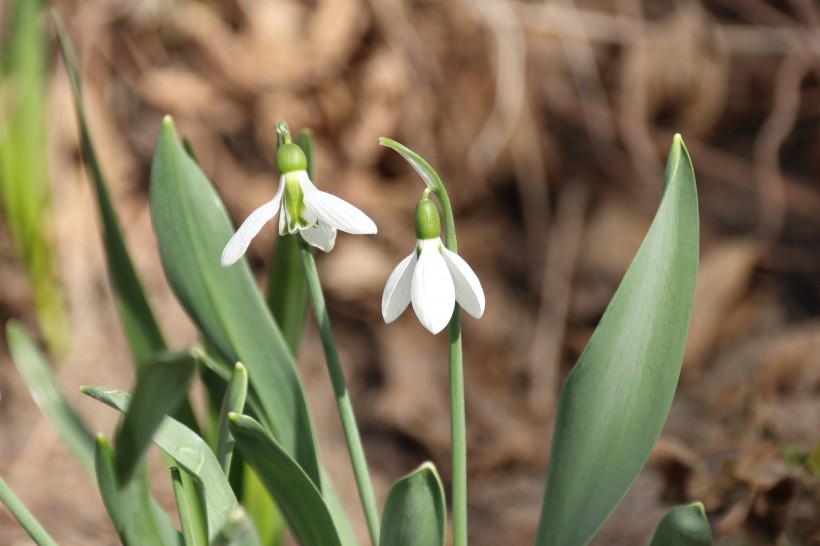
[148,116,321,486]
[379,462,446,546]
[228,413,342,546]
[535,135,699,545]
[53,11,166,364]
[115,351,196,483]
[0,475,59,546]
[649,502,713,546]
[6,320,95,477]
[84,386,238,542]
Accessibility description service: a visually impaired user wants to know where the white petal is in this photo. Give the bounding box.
[382,252,416,323]
[442,248,485,319]
[300,223,337,252]
[221,184,284,267]
[299,173,377,235]
[411,239,455,334]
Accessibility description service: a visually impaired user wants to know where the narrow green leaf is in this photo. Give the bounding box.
[242,466,285,546]
[84,387,238,542]
[535,135,699,546]
[228,413,342,546]
[53,11,165,365]
[94,435,180,546]
[149,116,319,485]
[171,467,208,546]
[0,0,67,353]
[379,462,446,546]
[0,475,58,546]
[216,362,248,475]
[649,502,713,546]
[6,320,95,476]
[115,351,196,483]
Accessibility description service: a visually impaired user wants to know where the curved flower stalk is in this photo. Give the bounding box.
[221,138,376,266]
[378,137,480,546]
[383,190,485,334]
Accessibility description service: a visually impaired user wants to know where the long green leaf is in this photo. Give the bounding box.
[379,463,446,546]
[53,12,165,365]
[0,475,58,546]
[0,0,67,353]
[83,387,240,543]
[6,320,95,476]
[535,135,699,546]
[649,502,713,546]
[115,351,196,483]
[149,116,319,484]
[171,467,208,546]
[228,413,342,546]
[94,435,181,546]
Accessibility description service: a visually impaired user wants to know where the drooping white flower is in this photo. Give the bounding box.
[221,143,376,266]
[382,195,484,334]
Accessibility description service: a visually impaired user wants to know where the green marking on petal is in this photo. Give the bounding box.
[284,174,309,232]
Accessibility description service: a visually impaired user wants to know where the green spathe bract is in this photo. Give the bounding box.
[535,135,699,545]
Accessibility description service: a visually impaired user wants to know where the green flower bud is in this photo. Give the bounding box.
[276,143,307,174]
[414,197,441,240]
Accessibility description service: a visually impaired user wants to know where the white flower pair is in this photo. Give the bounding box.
[221,140,484,334]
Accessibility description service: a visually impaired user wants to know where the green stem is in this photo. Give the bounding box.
[0,475,59,546]
[448,311,467,546]
[298,238,381,546]
[432,184,467,546]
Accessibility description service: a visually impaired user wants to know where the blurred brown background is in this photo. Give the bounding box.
[1,0,820,544]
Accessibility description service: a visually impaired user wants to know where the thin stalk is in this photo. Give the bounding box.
[298,238,381,546]
[432,182,468,546]
[377,137,469,544]
[448,311,467,546]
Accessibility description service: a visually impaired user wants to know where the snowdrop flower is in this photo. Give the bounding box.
[221,141,376,266]
[382,190,485,334]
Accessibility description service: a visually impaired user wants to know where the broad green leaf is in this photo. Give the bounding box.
[171,467,208,546]
[149,116,320,486]
[53,12,165,365]
[6,320,95,476]
[0,0,67,353]
[115,351,196,483]
[228,413,342,546]
[0,475,58,546]
[94,435,181,546]
[84,387,239,542]
[649,502,713,546]
[216,362,248,475]
[379,462,446,546]
[535,135,699,546]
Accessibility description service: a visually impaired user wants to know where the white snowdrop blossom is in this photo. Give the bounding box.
[221,143,376,266]
[382,195,484,334]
